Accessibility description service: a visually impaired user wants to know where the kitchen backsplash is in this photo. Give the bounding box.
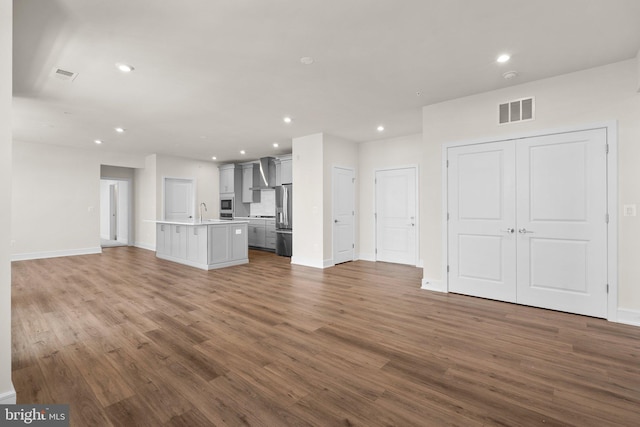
[250,189,275,216]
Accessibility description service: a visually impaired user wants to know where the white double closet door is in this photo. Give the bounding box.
[447,128,608,318]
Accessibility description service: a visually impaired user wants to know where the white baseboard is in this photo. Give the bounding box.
[421,277,446,293]
[134,242,155,251]
[617,308,640,327]
[11,246,102,262]
[0,387,16,404]
[358,253,376,262]
[291,256,327,269]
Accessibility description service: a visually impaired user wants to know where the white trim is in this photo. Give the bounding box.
[421,278,446,293]
[373,164,420,266]
[291,256,327,269]
[440,121,618,322]
[11,247,102,262]
[0,388,16,404]
[358,252,376,262]
[134,242,155,251]
[617,308,640,327]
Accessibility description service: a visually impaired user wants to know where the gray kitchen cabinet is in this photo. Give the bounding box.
[248,218,266,248]
[156,223,172,256]
[186,225,208,264]
[242,163,260,203]
[219,164,236,194]
[265,219,276,250]
[170,224,188,259]
[280,157,292,184]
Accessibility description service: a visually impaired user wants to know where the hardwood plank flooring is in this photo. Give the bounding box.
[11,247,640,426]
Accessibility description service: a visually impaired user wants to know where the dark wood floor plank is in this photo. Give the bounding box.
[10,246,640,426]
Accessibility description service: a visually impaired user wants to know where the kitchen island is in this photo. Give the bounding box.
[155,219,248,270]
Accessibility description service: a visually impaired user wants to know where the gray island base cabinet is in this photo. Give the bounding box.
[155,220,248,270]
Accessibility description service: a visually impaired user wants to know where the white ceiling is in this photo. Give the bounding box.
[12,0,640,163]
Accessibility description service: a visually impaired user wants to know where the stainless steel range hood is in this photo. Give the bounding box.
[250,157,276,189]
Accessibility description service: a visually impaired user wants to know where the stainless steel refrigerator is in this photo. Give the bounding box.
[275,184,292,257]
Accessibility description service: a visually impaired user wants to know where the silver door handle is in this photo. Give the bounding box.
[500,228,515,234]
[518,228,534,234]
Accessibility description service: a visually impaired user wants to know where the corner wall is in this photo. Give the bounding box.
[422,59,640,316]
[291,133,324,267]
[0,0,15,404]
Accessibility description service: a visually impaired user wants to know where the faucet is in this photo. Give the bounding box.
[199,202,207,222]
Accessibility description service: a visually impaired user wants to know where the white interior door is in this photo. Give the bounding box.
[164,178,194,221]
[333,167,355,265]
[116,181,129,244]
[516,129,608,318]
[447,128,608,318]
[447,142,517,302]
[375,168,417,265]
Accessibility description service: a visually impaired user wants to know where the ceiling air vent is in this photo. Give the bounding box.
[498,97,534,125]
[51,67,78,82]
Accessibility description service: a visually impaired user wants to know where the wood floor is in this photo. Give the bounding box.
[11,247,640,426]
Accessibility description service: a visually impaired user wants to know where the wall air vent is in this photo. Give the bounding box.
[51,67,78,82]
[498,97,534,125]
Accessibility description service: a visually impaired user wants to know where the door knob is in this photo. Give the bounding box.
[334,219,338,223]
[518,228,534,234]
[500,228,515,234]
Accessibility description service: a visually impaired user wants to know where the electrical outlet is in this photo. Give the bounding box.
[623,204,637,217]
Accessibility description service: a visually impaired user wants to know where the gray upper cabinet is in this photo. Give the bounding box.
[219,164,236,194]
[280,157,292,185]
[242,164,260,203]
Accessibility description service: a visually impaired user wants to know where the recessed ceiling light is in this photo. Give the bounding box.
[114,127,125,133]
[496,54,511,63]
[273,143,279,148]
[94,139,103,145]
[377,125,385,132]
[240,150,246,155]
[116,63,134,73]
[300,56,314,65]
[283,116,292,124]
[211,156,217,160]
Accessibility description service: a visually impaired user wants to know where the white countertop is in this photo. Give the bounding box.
[151,219,249,226]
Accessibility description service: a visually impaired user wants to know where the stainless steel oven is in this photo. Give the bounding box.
[220,197,234,219]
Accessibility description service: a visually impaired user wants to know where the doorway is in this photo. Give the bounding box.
[375,167,418,266]
[446,126,614,319]
[100,179,130,247]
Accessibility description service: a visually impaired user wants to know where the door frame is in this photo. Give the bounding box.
[374,165,419,266]
[101,176,133,246]
[332,166,355,266]
[441,121,618,322]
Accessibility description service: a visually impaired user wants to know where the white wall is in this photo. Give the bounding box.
[358,133,423,262]
[134,154,157,250]
[422,59,640,315]
[156,154,218,221]
[11,142,145,259]
[292,133,324,267]
[323,135,358,264]
[0,0,14,404]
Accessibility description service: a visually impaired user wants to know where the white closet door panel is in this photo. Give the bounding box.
[516,129,608,318]
[448,142,517,302]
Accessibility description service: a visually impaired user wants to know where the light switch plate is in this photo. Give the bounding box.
[623,204,637,217]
